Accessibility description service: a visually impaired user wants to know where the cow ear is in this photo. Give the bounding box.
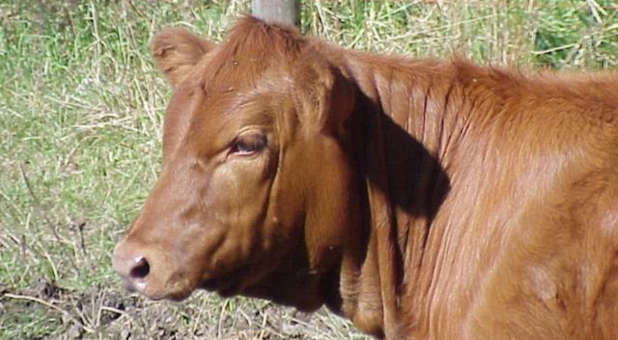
[151,28,215,88]
[296,62,357,136]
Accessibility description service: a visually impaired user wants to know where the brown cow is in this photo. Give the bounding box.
[112,16,618,339]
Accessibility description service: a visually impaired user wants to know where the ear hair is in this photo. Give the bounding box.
[294,60,357,136]
[151,28,215,88]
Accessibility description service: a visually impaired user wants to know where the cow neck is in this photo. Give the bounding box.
[326,48,460,338]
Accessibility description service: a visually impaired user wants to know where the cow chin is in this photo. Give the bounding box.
[196,251,324,310]
[241,274,326,312]
[197,261,275,299]
[200,260,328,312]
[199,277,242,298]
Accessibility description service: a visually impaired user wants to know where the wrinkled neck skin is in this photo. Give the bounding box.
[320,47,470,339]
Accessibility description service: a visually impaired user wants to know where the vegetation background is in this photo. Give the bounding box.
[0,0,616,339]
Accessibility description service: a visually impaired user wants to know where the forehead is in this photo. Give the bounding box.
[192,50,292,121]
[196,23,301,96]
[166,52,293,157]
[164,21,307,156]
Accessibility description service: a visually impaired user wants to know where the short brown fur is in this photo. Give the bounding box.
[113,16,618,339]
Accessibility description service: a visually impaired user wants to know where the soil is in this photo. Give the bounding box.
[1,278,369,340]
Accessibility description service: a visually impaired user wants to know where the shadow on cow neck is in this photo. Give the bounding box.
[350,93,452,291]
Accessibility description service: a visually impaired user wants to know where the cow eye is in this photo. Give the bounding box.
[229,133,267,155]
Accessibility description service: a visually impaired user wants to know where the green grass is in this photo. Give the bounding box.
[0,0,616,339]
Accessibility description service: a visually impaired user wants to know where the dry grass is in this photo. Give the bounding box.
[0,0,615,339]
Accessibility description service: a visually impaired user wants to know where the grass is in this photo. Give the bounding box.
[0,0,616,339]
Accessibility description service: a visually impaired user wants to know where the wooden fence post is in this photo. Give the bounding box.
[251,0,299,26]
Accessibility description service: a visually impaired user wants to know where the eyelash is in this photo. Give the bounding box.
[229,134,267,155]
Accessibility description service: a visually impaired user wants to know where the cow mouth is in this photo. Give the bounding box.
[118,273,198,301]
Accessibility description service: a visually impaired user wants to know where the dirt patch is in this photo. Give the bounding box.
[1,278,369,339]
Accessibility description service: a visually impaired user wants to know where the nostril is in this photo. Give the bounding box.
[130,257,150,279]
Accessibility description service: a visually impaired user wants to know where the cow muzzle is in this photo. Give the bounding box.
[112,238,193,300]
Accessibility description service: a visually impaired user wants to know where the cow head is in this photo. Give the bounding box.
[112,17,358,311]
